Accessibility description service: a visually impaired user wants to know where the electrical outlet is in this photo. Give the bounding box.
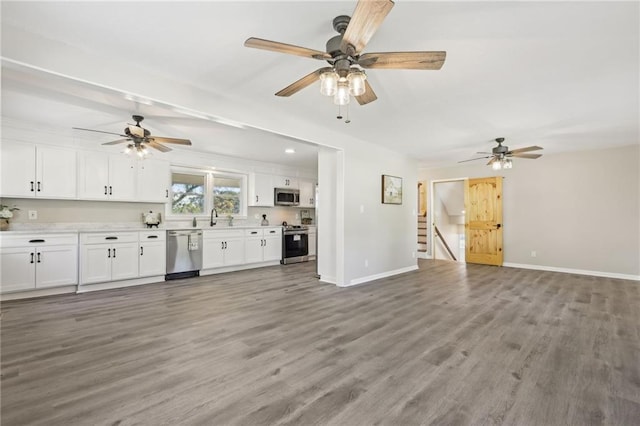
[295,213,299,219]
[254,214,259,219]
[531,250,537,258]
[364,259,369,267]
[28,210,38,220]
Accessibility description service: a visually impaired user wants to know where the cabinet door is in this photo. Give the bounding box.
[223,237,245,266]
[244,237,264,263]
[274,175,298,189]
[36,146,77,199]
[308,233,317,257]
[108,155,137,201]
[1,143,36,197]
[139,241,166,277]
[137,159,170,203]
[249,173,274,207]
[111,243,139,281]
[81,244,112,284]
[35,245,78,288]
[299,180,316,208]
[0,248,36,292]
[203,238,225,269]
[77,151,110,200]
[263,236,283,262]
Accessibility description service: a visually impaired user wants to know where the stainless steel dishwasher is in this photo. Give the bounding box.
[166,230,203,279]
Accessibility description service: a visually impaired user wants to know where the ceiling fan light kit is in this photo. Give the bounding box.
[459,137,543,169]
[244,0,446,119]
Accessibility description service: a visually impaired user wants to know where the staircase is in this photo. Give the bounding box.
[417,215,427,254]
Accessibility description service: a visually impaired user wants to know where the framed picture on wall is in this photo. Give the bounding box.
[382,174,403,204]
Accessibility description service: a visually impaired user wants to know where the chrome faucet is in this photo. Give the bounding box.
[210,208,218,226]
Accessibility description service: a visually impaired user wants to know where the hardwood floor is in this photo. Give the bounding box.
[2,260,639,425]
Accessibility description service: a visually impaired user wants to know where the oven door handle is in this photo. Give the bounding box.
[284,231,309,236]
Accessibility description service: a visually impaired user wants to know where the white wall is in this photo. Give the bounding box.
[420,144,640,278]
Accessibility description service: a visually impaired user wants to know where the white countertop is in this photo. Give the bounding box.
[0,223,286,235]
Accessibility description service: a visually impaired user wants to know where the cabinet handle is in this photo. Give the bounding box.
[251,231,258,234]
[224,242,227,249]
[30,181,35,192]
[147,235,158,239]
[37,181,41,192]
[105,236,118,240]
[37,252,41,263]
[104,185,108,195]
[109,186,113,195]
[113,248,116,258]
[108,248,111,258]
[221,241,224,250]
[256,195,259,203]
[29,239,45,243]
[166,189,169,198]
[30,253,34,264]
[269,230,276,234]
[140,247,144,256]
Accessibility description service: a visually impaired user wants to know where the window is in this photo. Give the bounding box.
[170,168,247,217]
[212,175,242,215]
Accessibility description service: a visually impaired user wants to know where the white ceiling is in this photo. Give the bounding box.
[1,1,638,169]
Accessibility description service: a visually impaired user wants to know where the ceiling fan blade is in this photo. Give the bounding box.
[73,127,126,137]
[355,80,378,105]
[487,157,497,166]
[511,153,542,159]
[244,37,332,61]
[101,139,130,146]
[147,141,172,152]
[509,145,543,154]
[148,136,192,145]
[476,152,492,154]
[458,156,492,163]
[340,0,395,55]
[275,67,332,97]
[358,51,446,70]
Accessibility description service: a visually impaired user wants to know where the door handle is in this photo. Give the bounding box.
[496,224,502,229]
[166,189,169,198]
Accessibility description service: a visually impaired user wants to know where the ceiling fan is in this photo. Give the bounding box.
[244,0,446,107]
[459,138,543,170]
[73,115,192,155]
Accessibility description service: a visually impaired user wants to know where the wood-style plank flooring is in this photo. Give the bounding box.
[2,260,640,425]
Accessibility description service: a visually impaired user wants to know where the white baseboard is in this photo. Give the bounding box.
[345,265,419,287]
[77,276,164,293]
[503,262,640,281]
[417,252,429,259]
[1,285,76,301]
[320,275,337,285]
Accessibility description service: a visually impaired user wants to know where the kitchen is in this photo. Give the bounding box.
[0,111,319,300]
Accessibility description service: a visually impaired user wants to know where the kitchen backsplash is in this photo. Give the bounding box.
[1,198,314,228]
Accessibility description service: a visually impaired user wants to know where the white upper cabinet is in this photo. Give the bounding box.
[299,179,316,208]
[248,173,274,207]
[78,152,136,201]
[274,175,298,189]
[137,159,170,203]
[1,143,76,199]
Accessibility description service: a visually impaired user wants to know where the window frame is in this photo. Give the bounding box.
[167,166,248,220]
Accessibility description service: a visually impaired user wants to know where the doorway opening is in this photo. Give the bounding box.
[431,179,466,262]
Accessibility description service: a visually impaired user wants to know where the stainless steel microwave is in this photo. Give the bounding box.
[274,188,300,206]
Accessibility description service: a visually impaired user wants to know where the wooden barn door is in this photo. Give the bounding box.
[464,177,503,266]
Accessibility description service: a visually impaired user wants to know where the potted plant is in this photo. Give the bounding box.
[0,204,19,231]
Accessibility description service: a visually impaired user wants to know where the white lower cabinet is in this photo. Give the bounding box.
[203,230,245,269]
[244,228,282,263]
[80,232,139,285]
[0,234,78,293]
[308,227,316,258]
[139,231,166,277]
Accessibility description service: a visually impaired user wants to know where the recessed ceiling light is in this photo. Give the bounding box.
[285,148,295,154]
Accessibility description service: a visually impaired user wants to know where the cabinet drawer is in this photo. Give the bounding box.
[203,229,244,239]
[264,227,282,237]
[1,233,78,248]
[80,232,138,245]
[244,228,263,237]
[139,230,166,242]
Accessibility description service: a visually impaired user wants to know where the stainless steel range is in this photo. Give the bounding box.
[281,225,309,264]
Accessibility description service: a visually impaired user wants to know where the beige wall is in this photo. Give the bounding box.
[419,144,640,277]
